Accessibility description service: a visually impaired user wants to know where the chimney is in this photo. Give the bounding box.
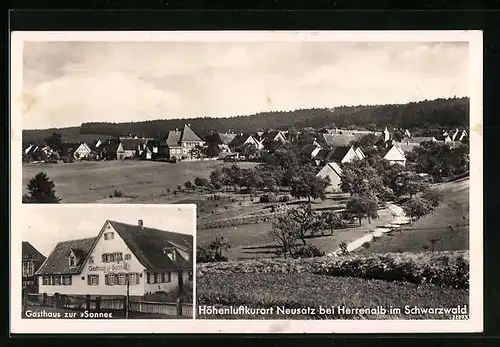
[138,219,144,229]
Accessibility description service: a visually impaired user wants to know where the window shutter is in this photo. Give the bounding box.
[136,273,140,284]
[105,274,109,285]
[87,275,91,285]
[102,254,106,262]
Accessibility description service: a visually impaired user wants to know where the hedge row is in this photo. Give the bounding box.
[197,250,469,289]
[198,213,274,229]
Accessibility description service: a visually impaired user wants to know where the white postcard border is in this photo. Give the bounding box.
[10,30,483,334]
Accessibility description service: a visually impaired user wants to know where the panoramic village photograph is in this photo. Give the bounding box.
[21,205,195,319]
[19,37,472,320]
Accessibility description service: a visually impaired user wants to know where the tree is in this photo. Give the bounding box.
[340,159,379,196]
[238,143,258,160]
[184,180,194,189]
[393,171,430,198]
[44,132,63,154]
[420,187,444,208]
[320,211,346,235]
[209,235,231,259]
[25,172,61,203]
[289,204,324,245]
[346,194,379,226]
[270,213,299,258]
[194,177,209,187]
[402,197,433,224]
[191,144,205,159]
[290,165,330,202]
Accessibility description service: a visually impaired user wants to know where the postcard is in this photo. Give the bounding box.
[11,30,482,333]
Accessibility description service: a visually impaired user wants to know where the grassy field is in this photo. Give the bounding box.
[356,178,469,255]
[197,272,468,320]
[198,206,395,260]
[22,160,258,203]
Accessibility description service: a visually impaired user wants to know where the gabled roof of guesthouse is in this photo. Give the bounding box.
[36,220,193,275]
[321,133,363,147]
[107,220,193,271]
[180,124,203,142]
[36,237,95,275]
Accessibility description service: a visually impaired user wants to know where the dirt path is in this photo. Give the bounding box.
[327,203,410,256]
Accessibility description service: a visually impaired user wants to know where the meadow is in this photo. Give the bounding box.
[22,160,258,204]
[355,178,469,255]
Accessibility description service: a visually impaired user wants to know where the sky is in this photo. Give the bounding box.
[21,204,195,256]
[20,40,469,130]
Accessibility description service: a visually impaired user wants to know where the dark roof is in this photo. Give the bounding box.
[108,220,193,271]
[166,130,182,147]
[315,146,351,162]
[101,139,121,153]
[229,134,251,147]
[180,124,203,142]
[60,142,80,156]
[22,242,46,269]
[300,144,318,155]
[36,237,95,275]
[120,139,142,150]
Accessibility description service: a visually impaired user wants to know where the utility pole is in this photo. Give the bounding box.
[125,273,130,319]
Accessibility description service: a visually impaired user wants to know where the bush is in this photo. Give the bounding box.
[194,177,209,187]
[197,250,469,289]
[292,245,325,259]
[184,180,194,189]
[109,190,123,198]
[279,195,290,203]
[260,193,279,203]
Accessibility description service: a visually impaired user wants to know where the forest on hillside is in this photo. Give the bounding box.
[23,97,469,144]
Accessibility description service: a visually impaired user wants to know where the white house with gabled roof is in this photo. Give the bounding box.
[36,219,193,298]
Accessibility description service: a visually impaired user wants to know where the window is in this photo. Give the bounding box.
[156,273,162,283]
[69,256,76,267]
[114,252,123,261]
[124,253,131,260]
[22,262,33,277]
[164,272,171,283]
[104,232,114,240]
[118,273,126,285]
[43,276,50,285]
[54,276,61,285]
[62,275,72,285]
[148,273,155,284]
[105,274,116,286]
[89,256,94,265]
[188,272,193,281]
[129,273,139,285]
[88,274,99,286]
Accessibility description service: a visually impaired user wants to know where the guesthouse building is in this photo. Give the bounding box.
[35,220,193,298]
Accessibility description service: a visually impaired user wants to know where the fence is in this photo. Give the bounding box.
[25,293,193,318]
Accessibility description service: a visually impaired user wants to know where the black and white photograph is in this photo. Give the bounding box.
[18,205,195,323]
[11,31,482,333]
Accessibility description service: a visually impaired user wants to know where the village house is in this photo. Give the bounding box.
[73,143,92,160]
[299,144,323,159]
[205,132,238,158]
[229,133,264,151]
[314,145,365,166]
[35,219,193,298]
[257,130,289,149]
[22,242,46,294]
[321,132,366,147]
[316,162,344,193]
[383,144,407,167]
[166,124,205,160]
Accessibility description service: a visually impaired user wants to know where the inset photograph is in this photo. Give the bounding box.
[20,204,195,320]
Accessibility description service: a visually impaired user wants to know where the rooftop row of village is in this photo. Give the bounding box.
[23,123,469,166]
